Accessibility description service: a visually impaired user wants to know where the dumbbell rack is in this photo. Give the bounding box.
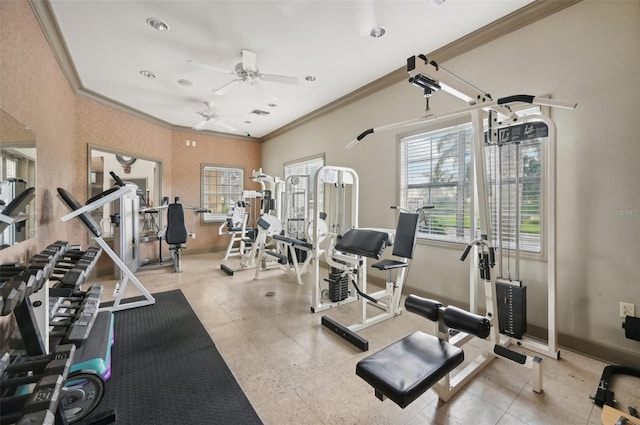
[1,240,116,424]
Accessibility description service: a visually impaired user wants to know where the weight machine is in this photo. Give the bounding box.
[351,53,576,403]
[58,172,155,311]
[308,166,419,351]
[220,169,284,276]
[310,166,359,313]
[255,175,320,285]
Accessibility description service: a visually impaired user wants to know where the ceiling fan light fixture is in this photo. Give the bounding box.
[305,75,316,82]
[139,70,157,79]
[369,25,386,38]
[268,103,277,108]
[147,18,169,31]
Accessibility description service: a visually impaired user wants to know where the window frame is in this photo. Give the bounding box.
[397,108,549,256]
[200,164,245,223]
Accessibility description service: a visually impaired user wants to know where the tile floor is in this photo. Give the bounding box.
[93,252,639,425]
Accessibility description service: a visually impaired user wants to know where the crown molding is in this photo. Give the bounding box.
[262,0,581,141]
[29,0,580,144]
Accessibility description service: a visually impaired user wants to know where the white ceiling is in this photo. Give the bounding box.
[46,0,534,139]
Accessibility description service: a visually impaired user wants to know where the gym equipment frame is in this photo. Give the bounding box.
[57,173,155,311]
[350,53,576,402]
[310,166,360,313]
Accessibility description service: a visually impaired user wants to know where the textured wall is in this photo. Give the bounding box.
[1,0,77,262]
[0,0,262,263]
[262,2,640,360]
[171,130,261,252]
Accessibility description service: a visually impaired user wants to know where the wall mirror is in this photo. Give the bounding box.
[88,146,162,238]
[0,108,37,249]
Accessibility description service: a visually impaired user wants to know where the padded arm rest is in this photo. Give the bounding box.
[404,295,441,322]
[443,306,490,339]
[335,229,390,259]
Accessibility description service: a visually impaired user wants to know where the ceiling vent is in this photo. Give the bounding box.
[250,109,270,116]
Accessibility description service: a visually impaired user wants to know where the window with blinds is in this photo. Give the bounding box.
[485,139,542,253]
[400,124,473,243]
[201,165,244,223]
[399,121,543,253]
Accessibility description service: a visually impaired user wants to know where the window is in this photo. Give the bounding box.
[399,117,544,253]
[485,139,542,253]
[399,124,473,243]
[283,155,324,181]
[201,165,244,223]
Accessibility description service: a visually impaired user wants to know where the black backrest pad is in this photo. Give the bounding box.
[404,295,441,322]
[392,212,419,259]
[165,203,188,244]
[443,306,491,339]
[57,188,103,238]
[2,187,35,216]
[335,229,390,259]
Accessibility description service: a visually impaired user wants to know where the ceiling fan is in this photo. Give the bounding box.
[192,102,237,132]
[189,50,299,100]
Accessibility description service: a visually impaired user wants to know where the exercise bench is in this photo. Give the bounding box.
[356,294,491,408]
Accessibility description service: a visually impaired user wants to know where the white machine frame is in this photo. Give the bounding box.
[310,166,360,313]
[60,185,155,311]
[348,53,577,396]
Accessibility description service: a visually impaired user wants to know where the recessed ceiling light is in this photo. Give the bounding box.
[139,70,156,79]
[305,75,316,82]
[147,18,169,31]
[177,79,194,87]
[370,25,386,38]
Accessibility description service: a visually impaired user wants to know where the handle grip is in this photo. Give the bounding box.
[110,171,125,187]
[460,244,472,261]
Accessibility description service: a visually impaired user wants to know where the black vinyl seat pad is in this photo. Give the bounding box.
[356,331,464,408]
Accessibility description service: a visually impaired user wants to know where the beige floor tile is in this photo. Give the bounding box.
[88,252,636,425]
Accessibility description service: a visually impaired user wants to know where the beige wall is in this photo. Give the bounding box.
[0,0,261,262]
[262,1,640,361]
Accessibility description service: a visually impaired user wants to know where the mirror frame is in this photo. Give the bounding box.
[87,144,163,239]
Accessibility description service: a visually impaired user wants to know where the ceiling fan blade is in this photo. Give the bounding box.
[213,118,237,133]
[260,73,299,86]
[213,79,241,95]
[242,50,257,72]
[193,119,209,130]
[187,59,232,75]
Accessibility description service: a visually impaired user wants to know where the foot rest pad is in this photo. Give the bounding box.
[356,331,464,408]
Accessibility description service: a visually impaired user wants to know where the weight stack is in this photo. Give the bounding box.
[496,279,527,339]
[328,266,349,302]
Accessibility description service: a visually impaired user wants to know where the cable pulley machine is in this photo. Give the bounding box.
[350,53,576,403]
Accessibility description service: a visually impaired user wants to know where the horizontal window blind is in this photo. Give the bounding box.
[399,120,543,253]
[400,124,472,242]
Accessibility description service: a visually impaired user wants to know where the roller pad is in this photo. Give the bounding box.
[404,295,441,322]
[443,306,490,339]
[356,331,464,408]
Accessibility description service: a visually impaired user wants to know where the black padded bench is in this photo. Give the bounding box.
[356,294,490,408]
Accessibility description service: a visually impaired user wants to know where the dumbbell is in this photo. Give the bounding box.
[0,344,75,425]
[0,279,27,316]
